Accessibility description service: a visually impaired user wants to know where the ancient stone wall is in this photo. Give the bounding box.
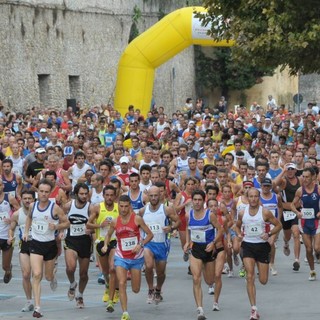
[0,0,195,114]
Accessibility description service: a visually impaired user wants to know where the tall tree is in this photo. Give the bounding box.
[197,0,320,74]
[195,46,273,99]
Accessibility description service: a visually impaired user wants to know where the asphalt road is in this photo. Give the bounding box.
[0,234,319,320]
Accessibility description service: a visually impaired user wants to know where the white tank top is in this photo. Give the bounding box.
[143,203,168,243]
[8,156,24,176]
[0,196,11,239]
[66,200,90,238]
[242,205,266,244]
[91,188,104,205]
[18,207,32,241]
[31,201,58,242]
[177,156,190,173]
[71,164,91,188]
[236,196,248,220]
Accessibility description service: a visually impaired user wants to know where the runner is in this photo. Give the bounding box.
[8,189,35,312]
[63,183,93,308]
[235,188,282,320]
[23,178,69,318]
[184,190,223,320]
[291,167,320,280]
[139,186,180,304]
[101,194,153,320]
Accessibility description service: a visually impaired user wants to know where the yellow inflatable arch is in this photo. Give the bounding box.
[114,6,233,116]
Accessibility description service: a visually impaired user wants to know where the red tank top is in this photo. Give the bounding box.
[165,179,172,199]
[115,213,142,259]
[179,191,192,216]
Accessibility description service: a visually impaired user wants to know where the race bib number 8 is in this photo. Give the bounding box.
[301,208,315,219]
[191,229,206,243]
[283,211,296,221]
[121,236,138,251]
[246,223,263,237]
[70,224,85,236]
[148,223,162,234]
[32,220,48,235]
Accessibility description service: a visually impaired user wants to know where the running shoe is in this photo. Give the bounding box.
[21,302,34,312]
[3,266,12,284]
[113,289,119,303]
[121,312,131,320]
[315,253,320,264]
[90,254,95,262]
[283,243,290,256]
[228,270,234,278]
[106,300,114,313]
[212,302,220,311]
[50,276,57,291]
[146,289,154,304]
[76,296,84,309]
[308,271,316,281]
[188,266,192,275]
[68,283,77,301]
[222,263,229,274]
[270,266,278,276]
[197,309,207,320]
[304,257,308,263]
[97,273,105,285]
[293,261,300,271]
[250,308,260,320]
[183,251,189,262]
[154,290,163,305]
[300,235,303,244]
[208,285,215,295]
[102,288,109,302]
[239,267,246,278]
[233,253,240,266]
[33,307,43,318]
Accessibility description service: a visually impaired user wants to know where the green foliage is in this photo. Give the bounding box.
[197,0,320,75]
[128,5,142,44]
[195,46,273,98]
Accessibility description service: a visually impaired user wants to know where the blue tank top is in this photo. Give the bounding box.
[188,209,215,244]
[253,177,261,191]
[2,174,17,197]
[301,184,320,226]
[268,168,282,180]
[260,192,278,218]
[128,190,144,214]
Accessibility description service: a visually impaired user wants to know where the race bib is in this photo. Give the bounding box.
[191,229,206,243]
[246,223,263,236]
[121,236,138,251]
[283,211,296,222]
[70,223,86,236]
[32,220,48,235]
[301,208,315,219]
[147,223,162,234]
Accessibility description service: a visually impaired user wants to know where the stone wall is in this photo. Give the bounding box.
[299,74,320,109]
[0,0,196,114]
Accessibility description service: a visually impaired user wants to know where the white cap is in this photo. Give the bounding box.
[120,156,130,164]
[40,128,47,133]
[35,147,46,154]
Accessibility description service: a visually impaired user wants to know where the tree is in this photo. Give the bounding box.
[195,46,273,100]
[197,0,320,75]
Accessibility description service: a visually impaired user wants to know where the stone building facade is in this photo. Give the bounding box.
[0,0,195,114]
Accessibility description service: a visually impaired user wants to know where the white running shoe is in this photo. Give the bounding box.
[212,302,220,311]
[208,285,215,295]
[227,270,234,278]
[21,302,34,312]
[308,271,316,281]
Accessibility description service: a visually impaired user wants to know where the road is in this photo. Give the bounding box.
[0,234,319,319]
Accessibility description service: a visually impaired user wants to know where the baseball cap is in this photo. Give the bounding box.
[64,146,74,156]
[35,147,46,154]
[286,163,296,170]
[261,178,272,185]
[40,128,47,133]
[67,120,73,124]
[195,113,201,118]
[227,139,234,146]
[243,181,254,187]
[120,156,130,164]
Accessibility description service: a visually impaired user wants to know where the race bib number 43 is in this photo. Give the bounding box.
[121,236,138,251]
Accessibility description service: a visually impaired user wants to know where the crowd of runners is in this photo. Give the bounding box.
[0,97,320,320]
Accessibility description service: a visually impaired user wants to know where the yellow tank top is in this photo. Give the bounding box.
[96,202,119,241]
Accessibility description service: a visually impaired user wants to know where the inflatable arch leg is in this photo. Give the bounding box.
[114,6,234,117]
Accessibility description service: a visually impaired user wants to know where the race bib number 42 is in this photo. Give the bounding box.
[121,236,138,251]
[246,223,263,237]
